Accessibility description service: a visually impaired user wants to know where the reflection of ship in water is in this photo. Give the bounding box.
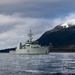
[10,27,49,54]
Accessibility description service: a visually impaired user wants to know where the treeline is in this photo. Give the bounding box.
[0,48,15,53]
[50,48,75,52]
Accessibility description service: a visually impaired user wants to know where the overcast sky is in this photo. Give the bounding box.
[0,0,75,49]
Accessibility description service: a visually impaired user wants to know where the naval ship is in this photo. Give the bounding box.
[10,28,49,54]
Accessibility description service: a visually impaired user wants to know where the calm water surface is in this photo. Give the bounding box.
[0,53,75,75]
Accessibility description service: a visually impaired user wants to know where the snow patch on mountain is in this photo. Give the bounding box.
[61,19,75,28]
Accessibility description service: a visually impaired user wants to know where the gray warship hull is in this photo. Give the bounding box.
[16,47,49,54]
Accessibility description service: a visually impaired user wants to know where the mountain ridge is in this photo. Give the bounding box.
[37,24,75,48]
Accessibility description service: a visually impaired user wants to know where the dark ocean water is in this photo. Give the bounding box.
[0,53,75,75]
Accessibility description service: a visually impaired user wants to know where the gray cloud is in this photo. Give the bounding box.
[0,14,52,49]
[0,0,75,18]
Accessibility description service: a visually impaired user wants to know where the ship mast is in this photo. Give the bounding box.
[28,26,33,43]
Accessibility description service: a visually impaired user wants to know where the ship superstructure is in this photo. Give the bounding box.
[11,28,49,54]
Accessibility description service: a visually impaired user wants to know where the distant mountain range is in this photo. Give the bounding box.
[37,19,75,48]
[1,19,75,52]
